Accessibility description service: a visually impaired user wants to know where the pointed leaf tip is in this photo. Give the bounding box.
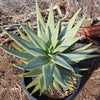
[43,63,54,89]
[13,75,17,77]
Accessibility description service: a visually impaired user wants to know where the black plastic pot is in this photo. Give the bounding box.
[21,65,81,100]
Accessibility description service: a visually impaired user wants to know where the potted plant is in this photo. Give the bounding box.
[0,0,98,100]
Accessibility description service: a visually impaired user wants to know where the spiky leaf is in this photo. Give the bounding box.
[54,36,84,53]
[15,66,42,77]
[53,79,64,96]
[64,15,86,41]
[17,28,30,41]
[64,8,81,38]
[60,53,98,63]
[75,43,93,51]
[50,54,74,72]
[26,22,35,32]
[58,25,68,40]
[19,22,46,50]
[38,21,49,43]
[36,0,45,38]
[24,76,41,90]
[25,56,50,69]
[53,66,67,88]
[49,77,54,92]
[12,64,25,69]
[2,28,46,56]
[39,75,45,96]
[43,63,54,89]
[52,20,61,47]
[31,84,40,95]
[13,44,24,52]
[0,46,34,60]
[46,3,54,40]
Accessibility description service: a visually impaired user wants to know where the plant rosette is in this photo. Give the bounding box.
[0,0,98,99]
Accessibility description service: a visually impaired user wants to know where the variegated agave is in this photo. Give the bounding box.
[0,0,98,96]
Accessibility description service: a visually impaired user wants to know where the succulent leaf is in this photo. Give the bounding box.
[63,15,86,41]
[2,28,35,48]
[26,22,36,32]
[36,0,45,38]
[38,21,49,43]
[60,68,82,78]
[53,66,67,88]
[43,63,54,89]
[74,68,89,72]
[13,44,24,52]
[62,75,76,82]
[46,26,52,45]
[46,3,54,40]
[24,76,41,90]
[12,64,26,69]
[2,29,44,56]
[17,28,30,41]
[21,60,28,64]
[75,43,93,51]
[50,54,74,72]
[64,8,81,37]
[58,25,68,40]
[65,82,74,90]
[0,46,34,60]
[60,53,98,63]
[39,75,45,96]
[25,56,50,69]
[54,36,84,53]
[49,77,54,92]
[15,66,42,77]
[72,48,98,54]
[19,22,46,50]
[53,79,64,96]
[52,20,61,48]
[31,84,40,95]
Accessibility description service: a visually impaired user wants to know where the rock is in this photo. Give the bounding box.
[81,18,93,28]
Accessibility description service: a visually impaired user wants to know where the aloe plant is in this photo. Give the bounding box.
[0,0,98,96]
